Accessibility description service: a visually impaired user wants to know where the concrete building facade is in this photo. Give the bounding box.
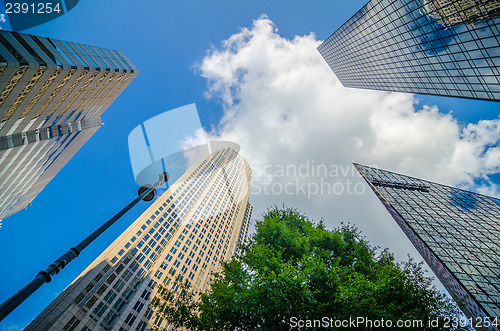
[0,30,137,221]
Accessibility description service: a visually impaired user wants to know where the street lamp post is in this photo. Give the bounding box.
[0,172,169,322]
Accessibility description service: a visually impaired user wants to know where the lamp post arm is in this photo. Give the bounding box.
[0,172,168,322]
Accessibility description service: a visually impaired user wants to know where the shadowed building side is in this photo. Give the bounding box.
[355,163,500,331]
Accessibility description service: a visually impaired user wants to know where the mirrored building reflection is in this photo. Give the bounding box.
[355,163,500,330]
[424,0,500,26]
[27,147,253,330]
[128,103,240,190]
[318,0,500,101]
[0,30,138,222]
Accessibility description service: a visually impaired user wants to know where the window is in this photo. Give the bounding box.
[63,316,80,331]
[104,290,117,304]
[136,321,148,331]
[154,315,163,326]
[84,282,94,292]
[129,261,139,272]
[122,286,134,300]
[144,308,154,319]
[124,313,137,326]
[103,311,118,327]
[93,273,103,282]
[96,284,108,296]
[84,295,98,309]
[113,279,125,292]
[122,270,132,282]
[123,256,131,265]
[93,302,107,318]
[73,293,84,304]
[133,301,145,312]
[113,298,126,312]
[106,273,117,285]
[140,289,151,300]
[115,265,124,275]
[103,264,111,273]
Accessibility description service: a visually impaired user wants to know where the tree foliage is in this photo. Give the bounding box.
[151,207,469,330]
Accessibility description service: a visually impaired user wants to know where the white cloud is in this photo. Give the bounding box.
[197,15,500,271]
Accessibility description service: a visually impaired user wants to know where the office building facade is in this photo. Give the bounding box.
[0,30,137,221]
[355,163,500,330]
[27,147,253,331]
[318,0,500,101]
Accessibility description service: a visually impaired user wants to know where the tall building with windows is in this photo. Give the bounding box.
[27,147,253,331]
[318,0,500,101]
[355,163,500,330]
[0,30,137,221]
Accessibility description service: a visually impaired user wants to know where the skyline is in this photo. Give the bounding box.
[0,0,500,329]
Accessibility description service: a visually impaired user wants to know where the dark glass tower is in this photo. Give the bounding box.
[355,163,500,330]
[0,30,138,221]
[318,0,500,102]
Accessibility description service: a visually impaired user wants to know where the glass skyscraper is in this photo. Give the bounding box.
[318,0,500,102]
[26,147,252,331]
[0,30,137,221]
[355,163,500,330]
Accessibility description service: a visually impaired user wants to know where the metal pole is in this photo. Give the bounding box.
[0,173,168,322]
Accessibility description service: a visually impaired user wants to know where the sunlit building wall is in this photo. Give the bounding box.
[0,30,138,221]
[27,147,253,331]
[318,0,500,101]
[356,163,500,330]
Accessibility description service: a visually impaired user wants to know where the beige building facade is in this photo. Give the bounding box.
[27,147,252,330]
[423,0,500,25]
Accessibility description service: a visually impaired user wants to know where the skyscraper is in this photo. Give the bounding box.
[318,0,500,102]
[355,163,500,330]
[0,30,137,221]
[27,147,253,331]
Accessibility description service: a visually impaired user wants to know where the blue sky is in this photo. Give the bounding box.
[0,0,500,329]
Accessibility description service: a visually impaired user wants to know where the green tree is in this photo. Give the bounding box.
[151,207,470,330]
